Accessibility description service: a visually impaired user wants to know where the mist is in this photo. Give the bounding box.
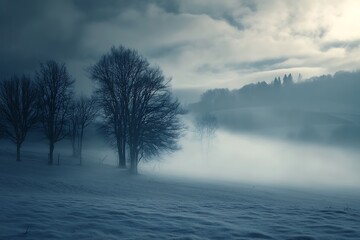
[140,121,360,189]
[140,72,360,189]
[11,119,360,190]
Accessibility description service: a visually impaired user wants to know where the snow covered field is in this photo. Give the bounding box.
[1,145,359,240]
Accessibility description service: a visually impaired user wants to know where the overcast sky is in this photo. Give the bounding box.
[1,0,360,93]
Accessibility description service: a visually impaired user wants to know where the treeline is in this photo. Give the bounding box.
[189,71,360,145]
[0,46,183,174]
[191,71,360,112]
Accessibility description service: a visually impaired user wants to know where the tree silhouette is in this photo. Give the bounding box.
[127,67,183,174]
[194,113,218,159]
[273,77,281,88]
[36,60,74,165]
[283,73,293,86]
[89,46,148,168]
[0,75,38,161]
[90,46,183,173]
[69,95,98,165]
[195,113,218,140]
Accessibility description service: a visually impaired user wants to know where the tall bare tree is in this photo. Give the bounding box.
[89,46,183,173]
[89,46,148,168]
[0,75,38,161]
[36,60,74,165]
[69,95,98,165]
[127,67,183,174]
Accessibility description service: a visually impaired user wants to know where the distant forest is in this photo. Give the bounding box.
[192,71,360,112]
[190,71,360,145]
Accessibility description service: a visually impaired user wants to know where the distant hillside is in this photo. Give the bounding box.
[190,71,360,146]
[191,71,360,112]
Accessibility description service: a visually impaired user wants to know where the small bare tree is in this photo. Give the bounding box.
[194,113,218,159]
[36,60,74,165]
[0,75,38,161]
[195,113,218,140]
[69,95,98,165]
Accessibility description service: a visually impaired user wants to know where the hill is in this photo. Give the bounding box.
[190,71,360,146]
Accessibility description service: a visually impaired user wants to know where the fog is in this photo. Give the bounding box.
[2,71,359,190]
[10,124,358,190]
[141,126,360,189]
[134,71,358,189]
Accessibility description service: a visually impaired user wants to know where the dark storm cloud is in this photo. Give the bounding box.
[0,0,83,76]
[72,0,179,21]
[196,58,288,74]
[0,0,179,78]
[214,1,257,30]
[0,0,257,76]
[0,0,272,83]
[145,43,189,59]
[1,0,360,92]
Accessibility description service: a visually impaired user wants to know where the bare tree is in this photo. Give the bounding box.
[127,67,183,174]
[89,46,148,168]
[0,75,38,161]
[89,46,183,173]
[194,113,218,141]
[36,60,74,165]
[194,113,218,159]
[69,95,98,165]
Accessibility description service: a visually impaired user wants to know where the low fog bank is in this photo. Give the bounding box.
[2,111,359,191]
[142,126,360,190]
[3,119,358,190]
[142,71,360,189]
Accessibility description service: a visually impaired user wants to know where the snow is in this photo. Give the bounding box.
[0,145,360,239]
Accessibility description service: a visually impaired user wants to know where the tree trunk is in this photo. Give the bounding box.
[117,138,126,168]
[130,147,138,174]
[122,131,126,167]
[71,124,76,157]
[71,133,77,157]
[118,152,126,168]
[130,157,138,175]
[49,141,54,165]
[79,127,84,166]
[130,160,138,174]
[16,143,21,162]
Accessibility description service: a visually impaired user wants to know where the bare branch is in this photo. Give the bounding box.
[36,60,74,165]
[0,75,38,161]
[89,46,184,173]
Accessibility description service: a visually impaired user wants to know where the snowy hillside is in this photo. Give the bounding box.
[1,147,359,239]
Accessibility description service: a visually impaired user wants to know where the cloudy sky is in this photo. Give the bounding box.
[1,0,360,94]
